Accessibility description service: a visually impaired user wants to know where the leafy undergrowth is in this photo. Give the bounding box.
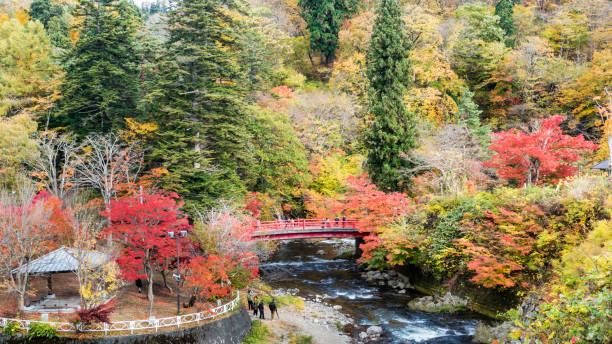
[503,219,612,344]
[250,281,305,311]
[242,320,272,344]
[358,176,610,297]
[289,333,314,344]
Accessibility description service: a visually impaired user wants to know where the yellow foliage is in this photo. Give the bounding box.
[0,113,38,185]
[405,87,459,125]
[309,152,364,196]
[120,118,158,144]
[0,13,9,25]
[0,19,62,118]
[14,8,28,24]
[557,219,612,288]
[558,49,612,125]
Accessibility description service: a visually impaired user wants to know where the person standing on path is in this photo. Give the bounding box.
[269,299,279,320]
[247,290,254,311]
[258,300,265,319]
[253,296,259,317]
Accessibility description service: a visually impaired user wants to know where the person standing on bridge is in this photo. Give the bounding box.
[342,215,346,226]
[334,215,340,227]
[326,217,331,228]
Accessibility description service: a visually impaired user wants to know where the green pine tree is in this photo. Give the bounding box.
[52,0,141,137]
[27,0,73,50]
[495,0,516,45]
[365,0,416,191]
[298,0,358,65]
[457,87,490,149]
[150,0,253,211]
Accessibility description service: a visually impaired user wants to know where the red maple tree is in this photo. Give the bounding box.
[103,191,192,316]
[484,115,597,186]
[334,174,413,261]
[184,255,235,308]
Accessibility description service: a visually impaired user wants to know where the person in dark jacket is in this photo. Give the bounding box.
[269,299,279,320]
[253,296,258,316]
[258,300,265,319]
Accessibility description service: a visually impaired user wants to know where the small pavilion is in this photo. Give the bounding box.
[591,159,610,173]
[12,247,110,313]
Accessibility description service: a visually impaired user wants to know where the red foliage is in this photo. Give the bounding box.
[103,191,192,281]
[334,174,413,260]
[456,204,546,288]
[243,193,263,219]
[465,256,523,288]
[77,301,115,325]
[184,255,234,304]
[33,191,72,245]
[484,115,597,186]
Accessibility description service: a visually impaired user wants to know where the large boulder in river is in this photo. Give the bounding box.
[366,325,383,336]
[408,292,468,313]
[367,326,383,341]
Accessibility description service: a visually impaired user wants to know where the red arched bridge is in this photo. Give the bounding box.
[250,218,367,256]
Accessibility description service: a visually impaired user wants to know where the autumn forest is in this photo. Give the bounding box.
[0,0,610,342]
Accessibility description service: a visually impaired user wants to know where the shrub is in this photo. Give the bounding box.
[242,320,270,344]
[26,322,58,339]
[289,333,313,344]
[2,321,22,336]
[77,301,115,326]
[508,220,612,343]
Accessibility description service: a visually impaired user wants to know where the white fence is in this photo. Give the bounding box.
[0,291,240,335]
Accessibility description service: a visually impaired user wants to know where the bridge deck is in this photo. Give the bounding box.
[250,219,365,241]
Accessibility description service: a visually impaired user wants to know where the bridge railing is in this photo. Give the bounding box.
[254,218,358,232]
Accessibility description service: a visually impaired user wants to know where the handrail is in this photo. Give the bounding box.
[253,218,358,232]
[0,291,241,334]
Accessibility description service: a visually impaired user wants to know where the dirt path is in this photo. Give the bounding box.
[250,299,352,344]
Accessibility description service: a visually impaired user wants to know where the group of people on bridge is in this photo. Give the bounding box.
[255,215,349,231]
[247,289,279,320]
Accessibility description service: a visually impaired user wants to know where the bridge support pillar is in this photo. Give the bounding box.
[354,237,365,258]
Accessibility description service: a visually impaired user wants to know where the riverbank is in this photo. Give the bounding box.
[244,290,351,344]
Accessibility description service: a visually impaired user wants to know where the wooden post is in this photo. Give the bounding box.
[47,274,53,295]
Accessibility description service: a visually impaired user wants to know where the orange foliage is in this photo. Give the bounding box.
[270,85,295,99]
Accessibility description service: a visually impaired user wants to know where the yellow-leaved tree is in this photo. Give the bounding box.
[69,203,122,310]
[0,18,61,185]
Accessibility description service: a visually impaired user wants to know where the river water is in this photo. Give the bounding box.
[259,239,480,344]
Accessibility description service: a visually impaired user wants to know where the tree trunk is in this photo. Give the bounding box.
[17,292,25,312]
[106,203,112,248]
[147,262,154,318]
[161,269,173,293]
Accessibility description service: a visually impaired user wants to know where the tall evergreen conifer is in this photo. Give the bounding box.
[299,0,358,65]
[495,0,516,45]
[365,0,416,191]
[151,0,252,211]
[54,0,141,137]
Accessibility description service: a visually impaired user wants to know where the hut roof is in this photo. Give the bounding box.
[591,159,609,170]
[12,246,110,275]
